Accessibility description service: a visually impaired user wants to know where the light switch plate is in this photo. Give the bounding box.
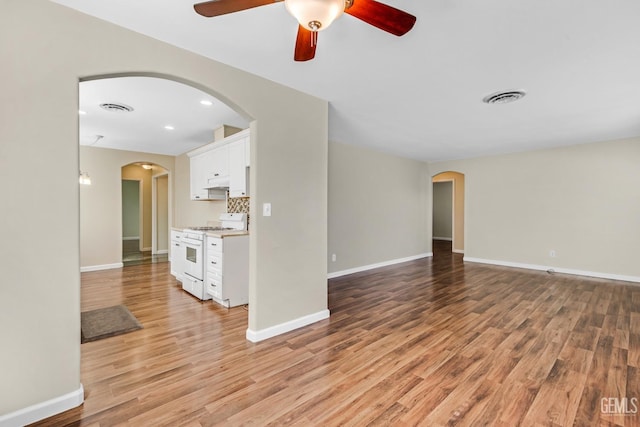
[263,203,271,216]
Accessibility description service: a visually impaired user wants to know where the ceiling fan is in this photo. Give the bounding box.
[194,0,416,61]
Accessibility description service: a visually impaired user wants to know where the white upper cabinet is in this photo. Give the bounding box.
[187,129,250,201]
[229,138,248,198]
[245,137,250,167]
[205,145,229,188]
[190,152,209,200]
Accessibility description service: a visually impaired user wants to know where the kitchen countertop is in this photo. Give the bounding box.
[206,230,249,238]
[171,226,248,237]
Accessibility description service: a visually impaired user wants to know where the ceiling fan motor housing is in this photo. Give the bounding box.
[284,0,346,31]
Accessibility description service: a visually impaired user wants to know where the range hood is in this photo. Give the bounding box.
[206,188,227,200]
[204,175,229,189]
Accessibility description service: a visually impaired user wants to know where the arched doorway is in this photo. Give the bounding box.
[432,171,465,254]
[121,162,169,266]
[78,75,250,271]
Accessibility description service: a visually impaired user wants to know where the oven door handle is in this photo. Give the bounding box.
[182,237,203,247]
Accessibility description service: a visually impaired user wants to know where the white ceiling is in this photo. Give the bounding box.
[79,77,248,155]
[58,0,640,161]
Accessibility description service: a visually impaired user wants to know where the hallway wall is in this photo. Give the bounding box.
[433,171,465,252]
[80,146,174,270]
[430,137,640,280]
[121,179,140,239]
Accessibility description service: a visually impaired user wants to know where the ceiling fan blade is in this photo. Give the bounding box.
[194,0,278,17]
[294,26,317,62]
[345,0,416,36]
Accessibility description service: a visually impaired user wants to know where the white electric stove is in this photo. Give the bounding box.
[180,213,247,300]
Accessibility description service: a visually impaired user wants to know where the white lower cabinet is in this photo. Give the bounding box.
[170,229,184,282]
[207,273,222,300]
[205,234,249,308]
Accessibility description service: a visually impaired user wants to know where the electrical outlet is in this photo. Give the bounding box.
[549,250,556,258]
[331,254,337,262]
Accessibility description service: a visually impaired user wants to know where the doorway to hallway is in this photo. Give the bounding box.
[121,163,169,267]
[432,171,465,255]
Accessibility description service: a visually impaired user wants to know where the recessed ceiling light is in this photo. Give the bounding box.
[164,125,175,130]
[482,90,527,105]
[141,164,153,170]
[78,110,87,115]
[200,100,213,106]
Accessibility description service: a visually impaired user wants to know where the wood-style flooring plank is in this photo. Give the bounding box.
[32,242,640,426]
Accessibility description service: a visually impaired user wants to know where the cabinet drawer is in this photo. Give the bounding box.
[207,270,221,283]
[207,268,222,282]
[207,237,223,253]
[206,277,222,299]
[207,253,222,270]
[182,277,208,300]
[171,230,183,241]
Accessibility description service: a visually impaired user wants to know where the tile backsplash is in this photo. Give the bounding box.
[227,195,250,215]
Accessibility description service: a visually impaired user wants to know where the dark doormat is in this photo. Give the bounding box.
[81,305,142,343]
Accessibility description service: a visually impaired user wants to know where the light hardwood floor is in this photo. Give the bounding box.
[122,239,168,267]
[34,242,640,426]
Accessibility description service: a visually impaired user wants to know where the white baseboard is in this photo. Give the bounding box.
[142,247,152,252]
[0,384,84,427]
[433,237,453,241]
[464,257,640,284]
[452,249,465,254]
[155,249,169,255]
[80,262,123,272]
[122,236,139,241]
[327,253,432,279]
[246,309,330,342]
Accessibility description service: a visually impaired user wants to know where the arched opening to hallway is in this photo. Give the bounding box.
[121,162,170,266]
[432,171,465,255]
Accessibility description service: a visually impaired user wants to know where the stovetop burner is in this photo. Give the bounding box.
[184,213,247,234]
[185,226,235,231]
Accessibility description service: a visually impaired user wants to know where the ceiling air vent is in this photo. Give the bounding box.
[99,102,134,113]
[482,90,526,105]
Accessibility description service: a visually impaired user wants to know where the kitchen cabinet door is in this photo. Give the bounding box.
[170,230,185,281]
[190,153,209,200]
[205,145,229,187]
[244,137,250,167]
[229,139,248,198]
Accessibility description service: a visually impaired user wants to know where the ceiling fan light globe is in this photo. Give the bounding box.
[284,0,345,31]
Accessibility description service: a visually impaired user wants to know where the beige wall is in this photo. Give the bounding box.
[173,153,227,227]
[1,0,327,418]
[80,146,174,269]
[433,171,465,252]
[121,179,140,238]
[328,141,430,273]
[430,137,640,278]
